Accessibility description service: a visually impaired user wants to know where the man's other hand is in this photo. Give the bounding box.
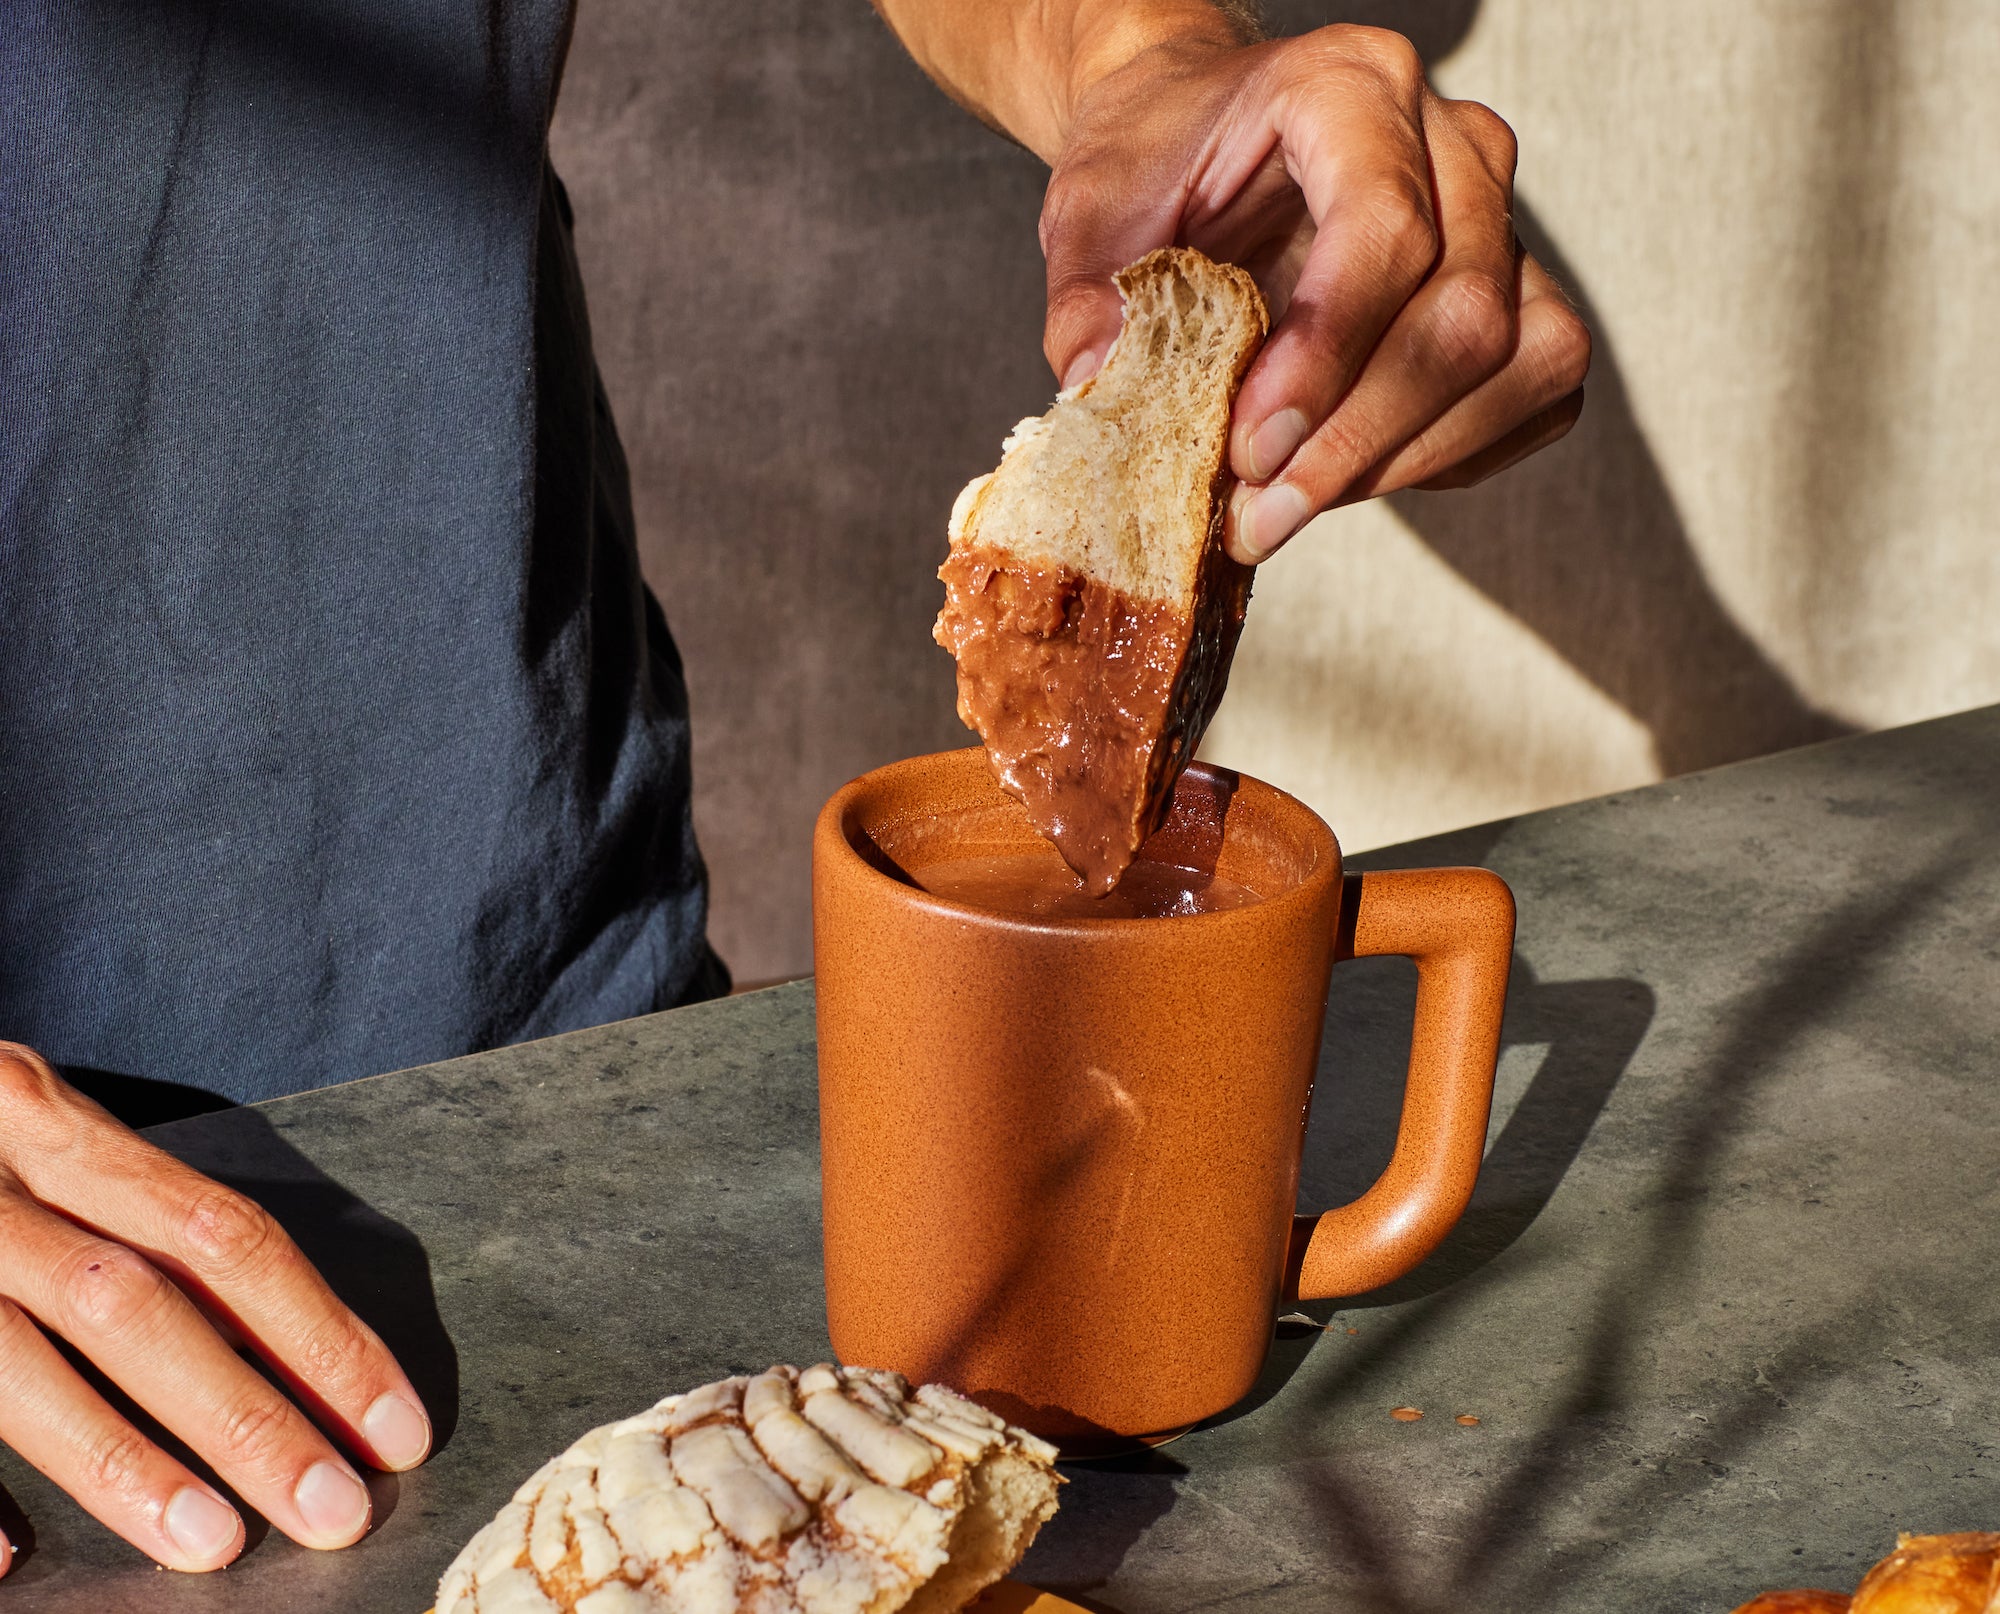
[0,1043,431,1577]
[1042,23,1591,564]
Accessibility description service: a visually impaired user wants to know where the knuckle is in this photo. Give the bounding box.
[0,1045,60,1111]
[1378,196,1440,285]
[60,1244,174,1337]
[290,1308,377,1390]
[0,1045,108,1161]
[1330,26,1424,95]
[1037,165,1098,256]
[1339,177,1438,289]
[179,1186,281,1279]
[1540,303,1593,396]
[1037,182,1072,254]
[1296,411,1379,497]
[1457,101,1518,176]
[1429,269,1517,381]
[214,1391,300,1472]
[75,1422,161,1503]
[1042,264,1098,325]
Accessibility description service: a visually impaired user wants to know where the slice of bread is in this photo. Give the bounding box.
[934,247,1268,894]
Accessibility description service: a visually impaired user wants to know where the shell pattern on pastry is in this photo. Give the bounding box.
[435,1364,1062,1614]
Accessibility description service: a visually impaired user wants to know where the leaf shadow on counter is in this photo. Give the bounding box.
[1204,760,2000,1613]
[1200,808,1649,1419]
[1222,951,1655,1430]
[1023,1446,1191,1602]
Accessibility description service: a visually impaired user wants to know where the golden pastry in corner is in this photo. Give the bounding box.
[1730,1529,2000,1614]
[1729,1592,1851,1613]
[1852,1533,2000,1613]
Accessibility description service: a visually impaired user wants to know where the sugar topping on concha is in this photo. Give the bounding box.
[435,1364,1062,1614]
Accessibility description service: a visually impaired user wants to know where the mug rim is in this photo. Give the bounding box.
[815,747,1344,936]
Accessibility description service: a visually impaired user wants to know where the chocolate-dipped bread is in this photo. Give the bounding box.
[935,247,1268,894]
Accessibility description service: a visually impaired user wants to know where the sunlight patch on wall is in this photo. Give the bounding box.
[1202,501,1658,853]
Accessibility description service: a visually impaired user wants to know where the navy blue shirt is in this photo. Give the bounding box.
[1,0,723,1115]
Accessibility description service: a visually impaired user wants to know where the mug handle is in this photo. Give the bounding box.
[1286,867,1515,1302]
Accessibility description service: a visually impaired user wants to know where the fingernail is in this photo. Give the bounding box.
[164,1486,240,1565]
[362,1391,432,1470]
[1245,407,1310,481]
[1062,350,1103,390]
[1237,484,1312,561]
[294,1461,370,1545]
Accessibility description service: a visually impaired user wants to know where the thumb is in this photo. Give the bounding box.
[1039,160,1179,387]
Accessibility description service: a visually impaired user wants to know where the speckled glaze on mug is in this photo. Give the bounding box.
[812,749,1513,1451]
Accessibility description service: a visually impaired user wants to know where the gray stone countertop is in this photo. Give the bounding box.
[3,709,1997,1613]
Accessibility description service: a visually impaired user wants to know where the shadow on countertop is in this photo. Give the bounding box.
[1216,929,1655,1430]
[1244,801,1994,1611]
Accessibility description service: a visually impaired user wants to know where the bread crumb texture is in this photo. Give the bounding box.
[950,246,1266,611]
[435,1366,1062,1614]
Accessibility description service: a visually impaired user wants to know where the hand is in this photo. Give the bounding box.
[0,1044,432,1578]
[1039,24,1592,562]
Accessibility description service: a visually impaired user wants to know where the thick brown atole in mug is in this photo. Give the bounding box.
[914,850,1261,920]
[813,749,1514,1452]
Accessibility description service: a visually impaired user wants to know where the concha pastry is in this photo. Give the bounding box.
[1851,1532,2000,1612]
[1729,1530,2000,1614]
[435,1364,1062,1614]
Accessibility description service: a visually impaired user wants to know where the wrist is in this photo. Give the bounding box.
[1043,1,1252,160]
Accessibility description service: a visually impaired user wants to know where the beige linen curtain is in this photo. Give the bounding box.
[1207,0,2000,849]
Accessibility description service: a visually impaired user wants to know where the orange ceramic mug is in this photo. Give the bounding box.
[812,748,1513,1450]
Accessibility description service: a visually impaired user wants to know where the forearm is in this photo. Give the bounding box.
[870,0,1255,163]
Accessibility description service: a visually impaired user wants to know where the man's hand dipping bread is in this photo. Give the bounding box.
[875,1,1592,563]
[902,0,1589,891]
